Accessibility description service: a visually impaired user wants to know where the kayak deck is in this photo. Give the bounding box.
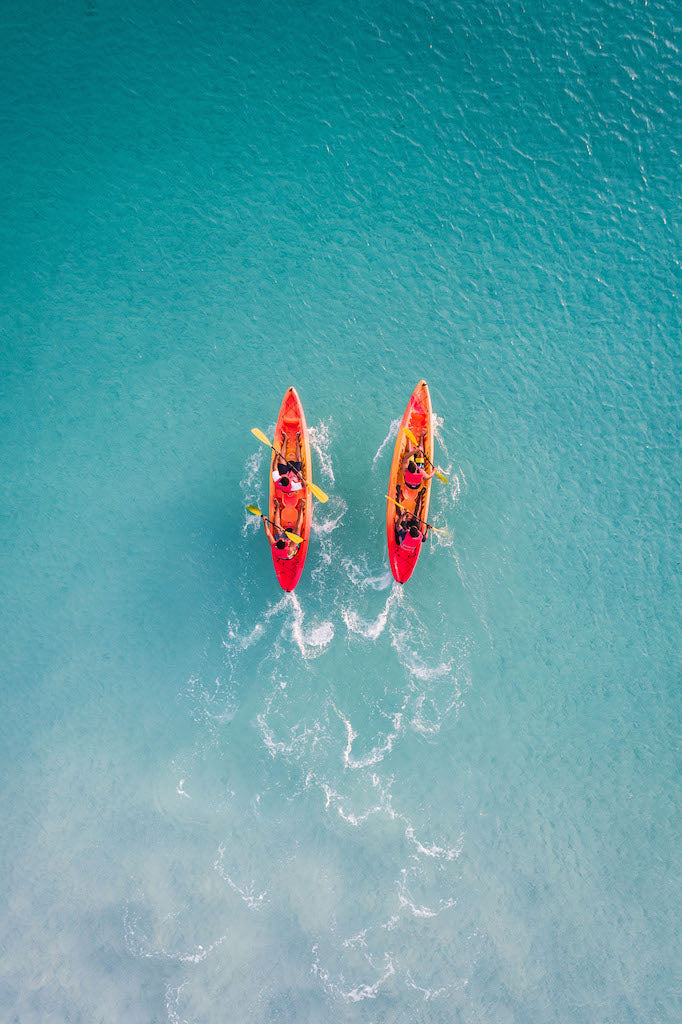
[268,387,313,592]
[386,380,434,584]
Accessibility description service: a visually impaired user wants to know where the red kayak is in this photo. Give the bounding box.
[268,387,313,592]
[386,380,434,584]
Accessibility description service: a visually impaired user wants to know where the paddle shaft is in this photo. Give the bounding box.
[267,516,303,545]
[402,427,448,483]
[252,428,327,500]
[406,436,436,472]
[270,443,307,486]
[386,494,433,534]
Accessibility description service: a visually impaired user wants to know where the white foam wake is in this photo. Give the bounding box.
[342,598,390,641]
[239,451,265,538]
[397,867,458,921]
[342,580,403,641]
[311,944,395,1002]
[124,903,229,964]
[308,419,336,483]
[214,844,268,909]
[372,417,401,467]
[332,702,407,770]
[225,594,334,661]
[342,559,393,591]
[312,495,348,580]
[313,765,464,864]
[286,592,334,658]
[390,627,453,681]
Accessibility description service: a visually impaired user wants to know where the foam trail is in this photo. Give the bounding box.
[124,904,228,964]
[398,868,458,917]
[240,450,266,535]
[312,499,346,536]
[390,628,453,681]
[432,412,445,442]
[372,417,400,467]
[223,596,287,656]
[214,844,268,909]
[184,673,236,729]
[411,688,463,736]
[257,692,328,761]
[164,982,189,1024]
[343,586,401,641]
[224,593,334,664]
[404,827,464,861]
[240,450,265,498]
[404,972,464,1001]
[333,704,406,769]
[312,495,348,579]
[312,945,395,1002]
[342,558,393,592]
[286,592,334,659]
[309,419,335,483]
[342,602,389,641]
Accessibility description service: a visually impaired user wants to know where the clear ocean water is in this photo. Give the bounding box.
[1,1,679,1021]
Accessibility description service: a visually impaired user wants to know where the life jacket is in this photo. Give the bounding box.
[272,467,303,495]
[404,459,423,489]
[273,534,294,560]
[399,527,423,553]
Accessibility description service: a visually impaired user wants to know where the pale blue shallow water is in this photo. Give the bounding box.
[1,0,680,1021]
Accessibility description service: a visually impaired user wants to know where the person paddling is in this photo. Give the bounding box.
[271,430,305,505]
[394,486,431,550]
[264,497,305,560]
[401,428,435,490]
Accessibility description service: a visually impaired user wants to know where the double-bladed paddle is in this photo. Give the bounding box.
[402,427,449,483]
[385,494,450,536]
[251,428,329,503]
[246,504,305,544]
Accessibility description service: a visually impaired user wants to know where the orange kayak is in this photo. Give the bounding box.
[268,387,313,592]
[386,380,434,584]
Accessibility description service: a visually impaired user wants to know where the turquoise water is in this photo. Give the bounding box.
[1,0,679,1020]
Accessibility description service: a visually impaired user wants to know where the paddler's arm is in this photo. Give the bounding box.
[417,428,435,479]
[263,518,275,544]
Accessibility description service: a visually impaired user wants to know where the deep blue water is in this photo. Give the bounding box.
[1,1,679,1021]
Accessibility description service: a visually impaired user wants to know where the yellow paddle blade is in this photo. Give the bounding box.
[246,504,262,516]
[251,427,328,501]
[402,427,448,482]
[284,530,304,544]
[251,427,272,447]
[307,480,328,503]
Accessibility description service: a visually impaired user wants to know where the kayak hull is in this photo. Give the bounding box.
[386,380,434,584]
[268,387,313,592]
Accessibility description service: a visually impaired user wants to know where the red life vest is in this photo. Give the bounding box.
[274,536,293,560]
[400,527,423,553]
[404,460,423,488]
